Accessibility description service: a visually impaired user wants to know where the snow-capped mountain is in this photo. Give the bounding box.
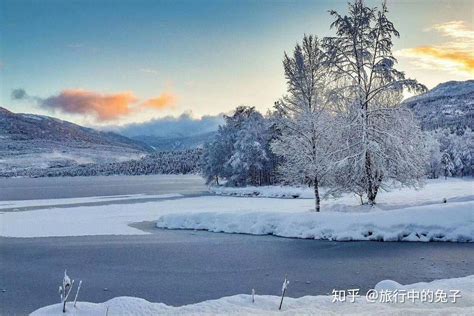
[403,80,474,131]
[0,107,152,172]
[0,107,150,150]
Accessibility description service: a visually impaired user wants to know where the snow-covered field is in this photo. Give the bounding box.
[211,185,313,198]
[211,179,473,210]
[0,194,318,237]
[1,178,472,241]
[157,200,473,242]
[160,178,474,242]
[31,275,474,315]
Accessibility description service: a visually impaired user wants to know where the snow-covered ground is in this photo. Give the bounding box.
[0,194,316,237]
[160,179,474,242]
[211,185,313,198]
[31,275,474,315]
[1,178,472,241]
[157,200,473,242]
[211,178,473,210]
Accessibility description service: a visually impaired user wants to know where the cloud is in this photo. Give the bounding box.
[115,112,224,138]
[42,89,138,121]
[143,93,177,110]
[396,21,474,76]
[11,88,42,103]
[11,88,28,100]
[11,88,177,122]
[428,21,474,41]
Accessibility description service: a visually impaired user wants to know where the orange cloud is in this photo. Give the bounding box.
[396,20,474,76]
[42,89,138,121]
[27,88,177,122]
[398,47,474,75]
[143,93,177,110]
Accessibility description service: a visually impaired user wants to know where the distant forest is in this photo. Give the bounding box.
[0,149,201,178]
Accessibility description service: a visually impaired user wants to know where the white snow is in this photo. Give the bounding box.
[0,193,182,210]
[156,200,474,242]
[159,179,474,242]
[0,195,312,237]
[1,178,472,240]
[211,185,313,198]
[31,275,474,315]
[210,178,474,210]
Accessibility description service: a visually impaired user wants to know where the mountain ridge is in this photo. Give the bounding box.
[131,132,217,152]
[402,80,474,131]
[0,106,151,151]
[0,106,152,172]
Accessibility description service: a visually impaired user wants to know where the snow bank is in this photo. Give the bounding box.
[0,195,315,237]
[31,275,474,315]
[211,185,314,198]
[157,201,474,242]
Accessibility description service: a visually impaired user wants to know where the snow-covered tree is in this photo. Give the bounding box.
[432,127,474,178]
[201,131,232,184]
[441,151,454,179]
[332,90,427,203]
[272,35,336,212]
[201,106,278,186]
[323,0,427,204]
[424,132,442,179]
[228,110,276,186]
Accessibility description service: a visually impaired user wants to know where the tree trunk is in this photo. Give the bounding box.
[367,173,383,206]
[367,190,376,205]
[365,153,376,205]
[314,177,320,212]
[369,182,380,205]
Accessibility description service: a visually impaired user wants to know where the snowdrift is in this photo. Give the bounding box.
[31,275,474,315]
[156,201,474,242]
[210,185,314,198]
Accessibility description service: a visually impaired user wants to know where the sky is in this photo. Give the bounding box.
[1,0,473,129]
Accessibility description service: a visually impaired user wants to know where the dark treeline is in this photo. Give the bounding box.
[0,149,201,178]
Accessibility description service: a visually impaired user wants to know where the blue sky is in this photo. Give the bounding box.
[1,0,472,126]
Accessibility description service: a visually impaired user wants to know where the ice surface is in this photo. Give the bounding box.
[0,193,182,210]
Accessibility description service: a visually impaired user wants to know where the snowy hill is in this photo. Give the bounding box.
[0,107,152,172]
[403,80,474,131]
[132,132,216,152]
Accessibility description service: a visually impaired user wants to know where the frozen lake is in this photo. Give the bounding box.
[0,175,473,314]
[0,174,207,200]
[1,231,474,315]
